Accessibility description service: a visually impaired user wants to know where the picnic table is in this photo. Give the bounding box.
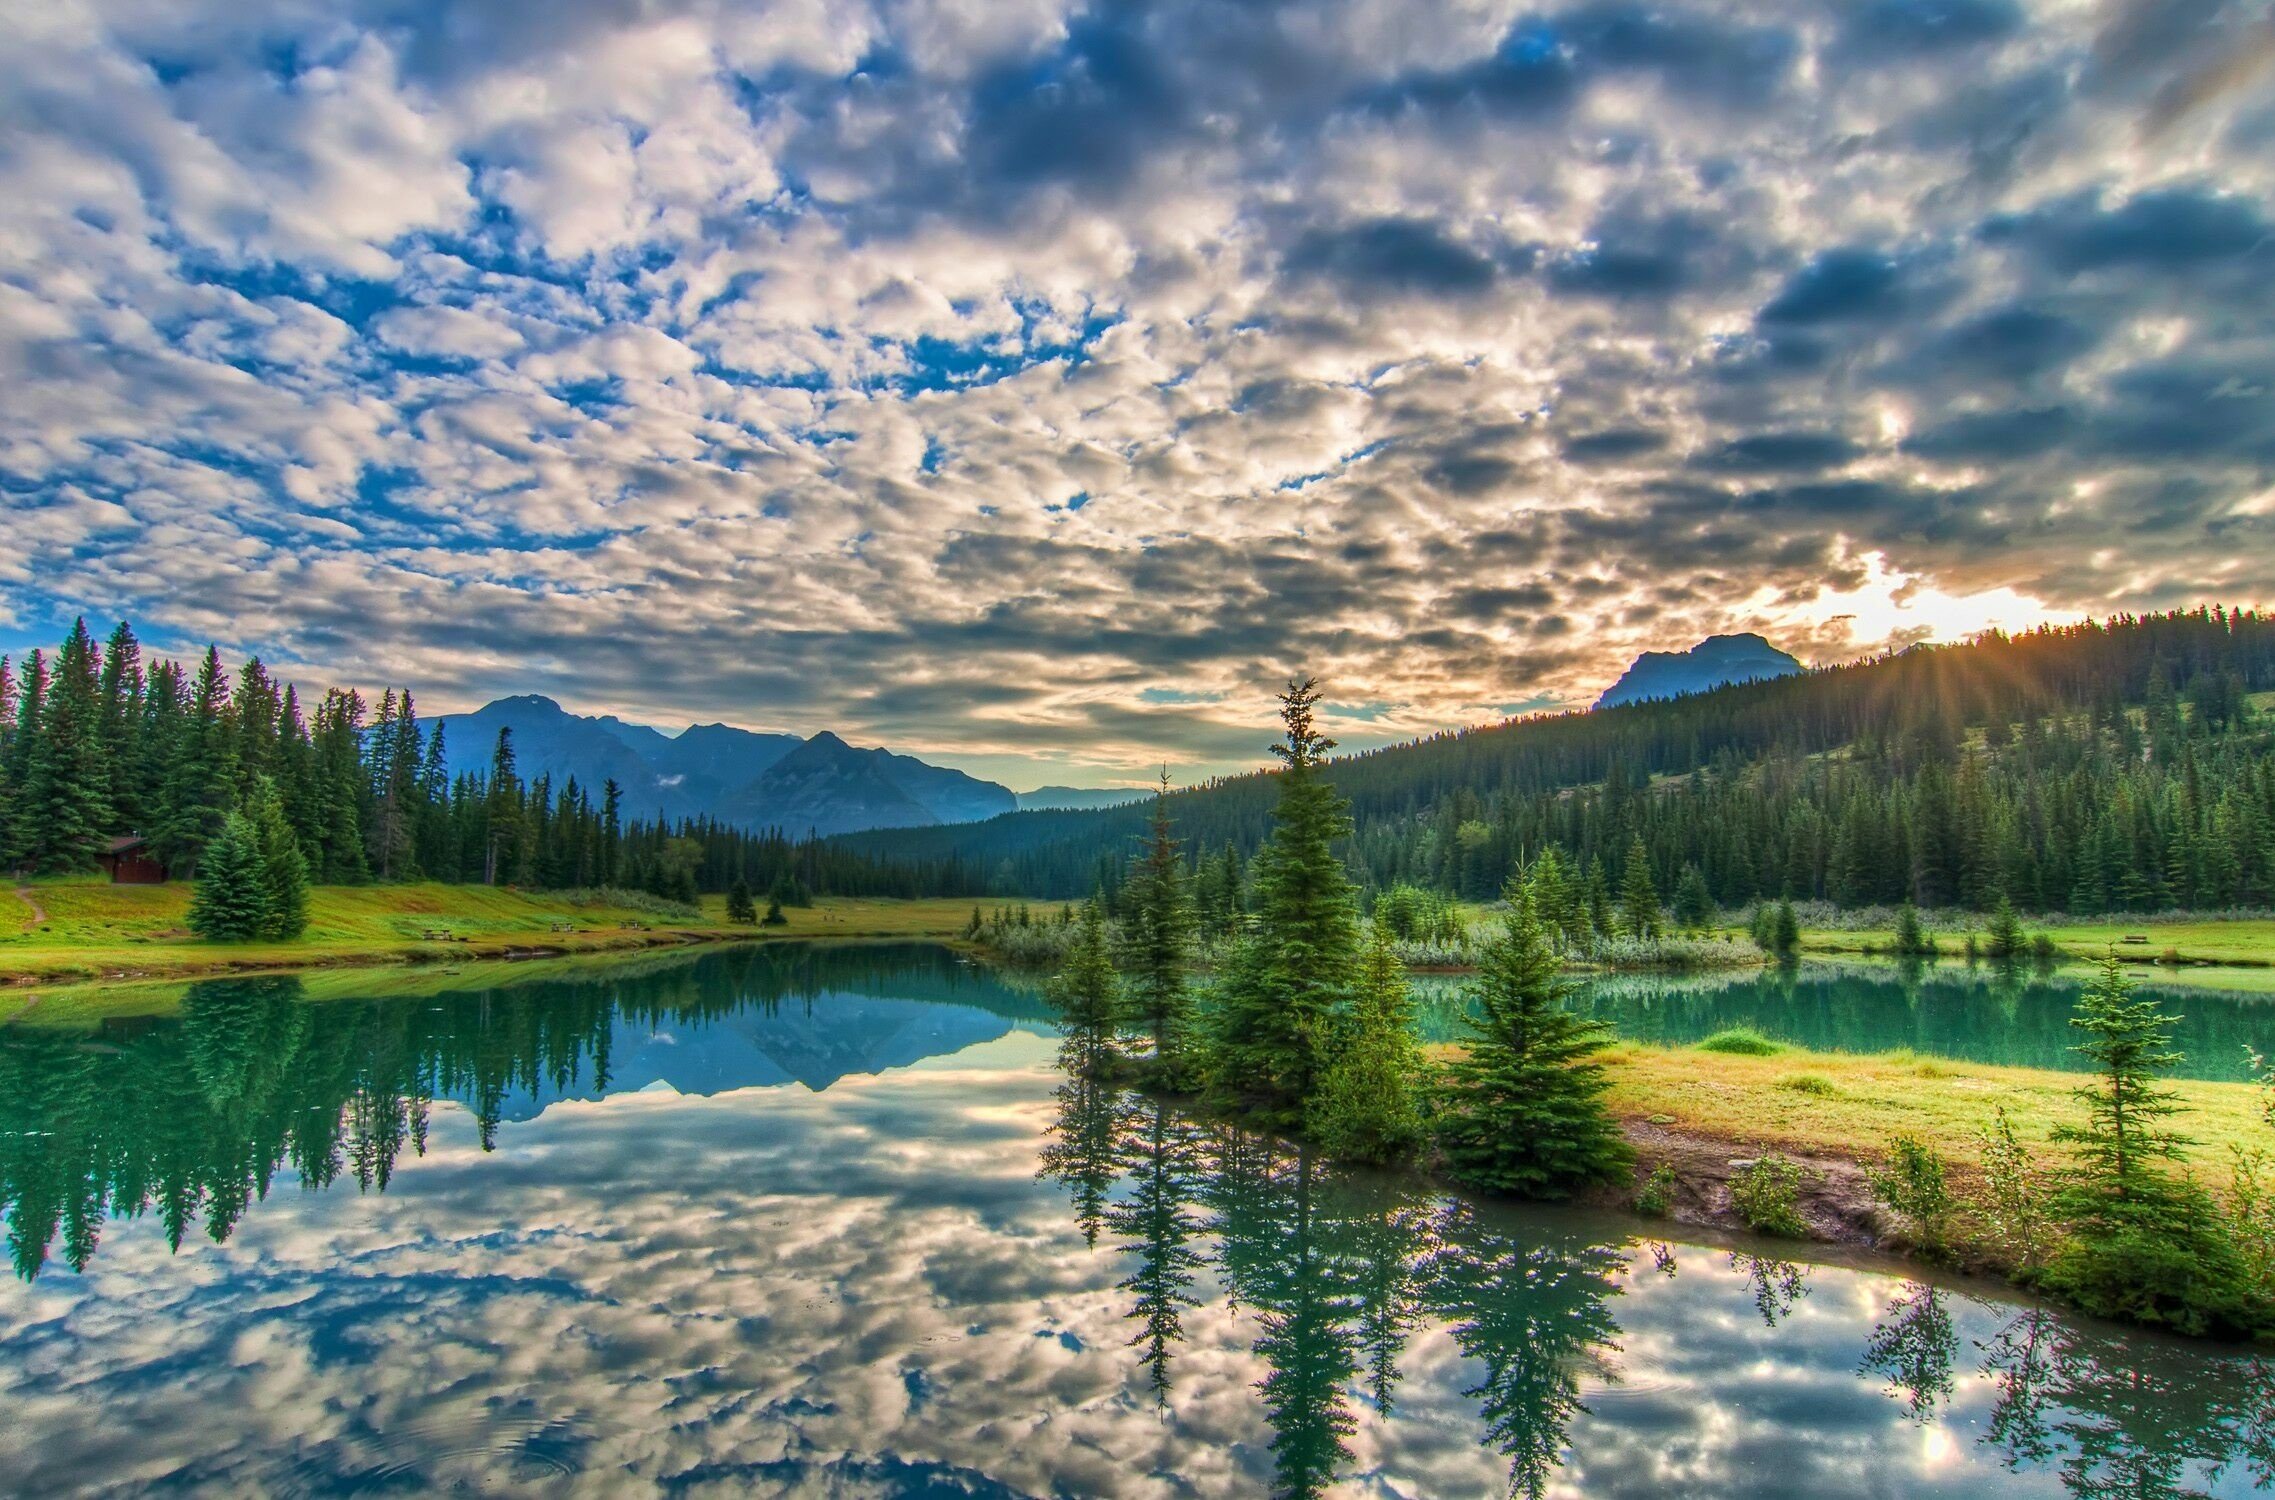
[420,928,455,942]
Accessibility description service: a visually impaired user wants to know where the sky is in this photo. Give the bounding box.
[2,0,2272,789]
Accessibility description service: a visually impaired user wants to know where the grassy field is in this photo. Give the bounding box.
[1590,1037,2270,1195]
[0,878,976,987]
[1795,916,2275,969]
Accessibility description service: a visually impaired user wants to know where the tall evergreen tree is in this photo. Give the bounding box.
[156,648,236,875]
[1618,835,1661,939]
[1435,889,1633,1197]
[1119,773,1198,1087]
[1047,897,1122,1078]
[19,620,114,871]
[1207,679,1362,1120]
[1307,922,1424,1163]
[243,775,311,940]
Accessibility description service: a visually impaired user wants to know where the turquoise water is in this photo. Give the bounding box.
[1414,961,2275,1080]
[1,945,2267,1496]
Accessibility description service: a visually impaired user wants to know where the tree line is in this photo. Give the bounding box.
[0,619,984,906]
[839,607,2275,914]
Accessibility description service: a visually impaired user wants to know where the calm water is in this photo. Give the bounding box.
[2,945,2269,1497]
[1416,961,2275,1081]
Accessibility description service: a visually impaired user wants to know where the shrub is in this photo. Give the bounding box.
[1868,1135,1955,1259]
[1731,1155,1809,1238]
[547,886,704,921]
[1697,1026,1783,1057]
[1636,1163,1677,1218]
[1976,1107,2051,1273]
[1780,1072,1839,1097]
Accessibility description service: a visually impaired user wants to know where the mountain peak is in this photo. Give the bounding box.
[1594,634,1801,710]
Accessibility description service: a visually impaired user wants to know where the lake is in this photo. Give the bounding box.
[2,944,2269,1497]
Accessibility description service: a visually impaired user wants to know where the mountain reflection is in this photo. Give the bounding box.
[0,944,1043,1278]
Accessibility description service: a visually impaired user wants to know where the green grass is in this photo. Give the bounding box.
[0,879,976,988]
[1696,1025,1784,1056]
[1798,916,2275,971]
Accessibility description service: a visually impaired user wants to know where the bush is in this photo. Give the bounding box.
[1636,1163,1677,1217]
[1976,1108,2051,1274]
[1869,1135,1955,1258]
[1731,1156,1809,1238]
[1697,1026,1783,1057]
[1779,1072,1839,1097]
[2039,1178,2264,1337]
[545,886,703,921]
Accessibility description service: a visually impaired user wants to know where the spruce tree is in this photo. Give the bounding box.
[186,813,271,941]
[1206,678,1361,1119]
[1308,922,1424,1163]
[1893,902,1933,957]
[1985,896,2024,963]
[726,875,757,923]
[1771,897,1800,957]
[1119,773,1198,1088]
[1618,835,1661,939]
[156,648,236,875]
[1435,889,1633,1197]
[18,619,112,871]
[242,775,310,939]
[1048,897,1122,1077]
[2042,954,2259,1334]
[1671,863,1714,931]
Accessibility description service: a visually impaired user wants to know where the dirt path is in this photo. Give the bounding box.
[12,885,45,930]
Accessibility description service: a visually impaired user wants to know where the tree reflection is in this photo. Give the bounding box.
[1107,1098,1206,1406]
[1979,1307,2275,1498]
[1860,1281,1957,1424]
[0,943,1042,1278]
[1730,1251,1809,1327]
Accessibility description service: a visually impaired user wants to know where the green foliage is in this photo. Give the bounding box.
[1868,1135,1955,1258]
[185,813,271,942]
[1307,924,1425,1163]
[1119,778,1199,1088]
[2040,954,2266,1334]
[1618,834,1661,939]
[1985,897,2025,962]
[1434,891,1633,1197]
[1975,1107,2053,1275]
[1047,898,1122,1077]
[1892,902,1935,956]
[1206,679,1362,1119]
[1371,881,1463,944]
[1671,863,1715,930]
[1635,1163,1676,1217]
[1730,1155,1808,1238]
[1780,1072,1838,1097]
[1696,1026,1783,1056]
[243,775,309,939]
[762,896,787,926]
[726,876,757,924]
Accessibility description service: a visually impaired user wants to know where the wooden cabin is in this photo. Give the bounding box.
[99,834,167,884]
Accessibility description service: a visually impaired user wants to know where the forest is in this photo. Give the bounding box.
[842,608,2275,914]
[0,620,982,904]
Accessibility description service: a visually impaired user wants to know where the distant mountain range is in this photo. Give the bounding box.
[1592,633,1802,710]
[430,696,1020,836]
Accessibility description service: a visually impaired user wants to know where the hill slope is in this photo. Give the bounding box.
[1594,633,1801,709]
[834,610,2275,913]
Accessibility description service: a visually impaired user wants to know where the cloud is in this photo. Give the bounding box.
[0,0,2268,783]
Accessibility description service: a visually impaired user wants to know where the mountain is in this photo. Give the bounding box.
[1593,633,1802,710]
[429,700,1013,835]
[1018,786,1152,811]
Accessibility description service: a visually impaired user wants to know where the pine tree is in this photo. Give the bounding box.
[186,813,271,941]
[1048,897,1121,1077]
[1893,902,1934,957]
[1119,773,1198,1087]
[2042,954,2260,1334]
[1985,896,2025,962]
[1435,890,1633,1197]
[1771,897,1800,958]
[726,876,757,923]
[243,775,310,939]
[1206,679,1361,1119]
[17,619,113,871]
[1618,835,1661,939]
[156,648,236,875]
[1308,922,1425,1163]
[762,894,787,925]
[1671,863,1714,931]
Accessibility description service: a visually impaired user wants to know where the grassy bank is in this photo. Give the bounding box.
[0,878,976,988]
[1792,916,2275,971]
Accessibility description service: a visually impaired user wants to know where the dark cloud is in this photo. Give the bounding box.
[1758,250,1918,326]
[1983,184,2274,272]
[1834,0,2025,60]
[1282,217,1510,301]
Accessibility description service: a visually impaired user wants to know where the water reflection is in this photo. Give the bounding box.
[0,946,2268,1497]
[1415,961,2275,1080]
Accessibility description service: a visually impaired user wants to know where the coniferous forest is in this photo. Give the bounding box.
[0,619,980,902]
[841,608,2275,914]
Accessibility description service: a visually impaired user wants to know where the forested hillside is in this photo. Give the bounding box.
[0,621,980,901]
[838,609,2275,913]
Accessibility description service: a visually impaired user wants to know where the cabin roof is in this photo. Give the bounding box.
[105,834,149,854]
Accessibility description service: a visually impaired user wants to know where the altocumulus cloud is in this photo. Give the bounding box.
[1,0,2271,780]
